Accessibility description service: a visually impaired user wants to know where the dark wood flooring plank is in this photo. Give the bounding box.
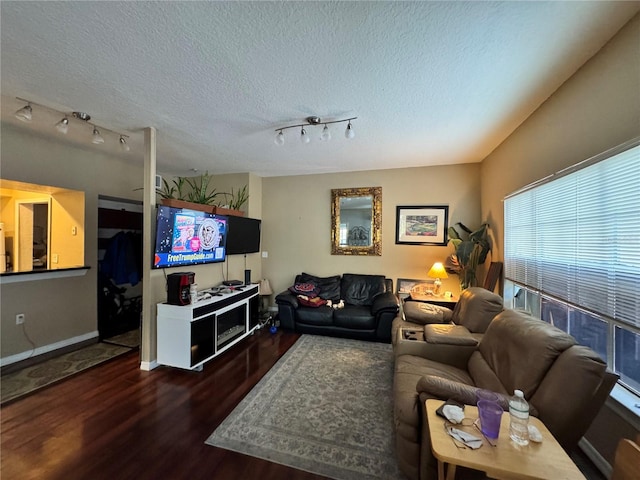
[1,329,329,480]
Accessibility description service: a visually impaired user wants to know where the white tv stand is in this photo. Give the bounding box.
[157,283,259,371]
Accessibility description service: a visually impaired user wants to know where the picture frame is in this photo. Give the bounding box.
[395,205,449,246]
[396,278,434,296]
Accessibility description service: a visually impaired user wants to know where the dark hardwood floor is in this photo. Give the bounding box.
[1,329,329,480]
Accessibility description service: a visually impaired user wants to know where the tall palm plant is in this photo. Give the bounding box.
[446,222,491,289]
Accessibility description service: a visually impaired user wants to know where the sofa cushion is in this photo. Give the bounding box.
[333,305,376,330]
[478,309,577,399]
[295,306,334,326]
[452,287,504,333]
[404,301,452,325]
[341,273,386,306]
[298,273,341,301]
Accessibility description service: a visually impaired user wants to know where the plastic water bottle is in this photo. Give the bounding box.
[509,389,530,446]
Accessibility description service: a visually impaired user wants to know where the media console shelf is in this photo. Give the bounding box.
[157,283,259,371]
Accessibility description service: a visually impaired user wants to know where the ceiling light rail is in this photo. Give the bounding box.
[14,97,130,152]
[274,116,357,145]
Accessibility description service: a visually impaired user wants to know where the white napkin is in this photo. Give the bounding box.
[442,405,465,424]
[447,426,483,449]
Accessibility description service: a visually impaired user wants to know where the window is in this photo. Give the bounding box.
[504,139,640,397]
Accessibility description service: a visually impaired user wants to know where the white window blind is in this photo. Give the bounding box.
[504,141,640,329]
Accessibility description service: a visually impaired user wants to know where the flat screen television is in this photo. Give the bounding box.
[226,215,261,255]
[153,205,228,269]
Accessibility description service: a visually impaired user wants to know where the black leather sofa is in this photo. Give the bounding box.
[275,273,399,342]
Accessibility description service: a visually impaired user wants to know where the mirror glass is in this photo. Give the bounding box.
[331,187,381,256]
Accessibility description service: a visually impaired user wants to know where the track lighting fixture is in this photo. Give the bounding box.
[55,117,69,134]
[13,97,130,152]
[15,102,33,122]
[274,116,357,146]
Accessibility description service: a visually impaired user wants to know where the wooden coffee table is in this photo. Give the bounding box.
[425,399,586,480]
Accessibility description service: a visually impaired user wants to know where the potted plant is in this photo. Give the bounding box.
[445,222,491,290]
[215,185,249,216]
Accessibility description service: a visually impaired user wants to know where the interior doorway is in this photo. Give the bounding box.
[16,199,51,271]
[97,196,143,346]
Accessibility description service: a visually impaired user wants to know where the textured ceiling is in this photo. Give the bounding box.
[1,1,638,177]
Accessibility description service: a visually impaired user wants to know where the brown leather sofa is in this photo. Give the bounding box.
[393,288,503,369]
[393,306,619,480]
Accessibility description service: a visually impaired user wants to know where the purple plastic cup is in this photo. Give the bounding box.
[477,400,503,439]
[476,389,501,405]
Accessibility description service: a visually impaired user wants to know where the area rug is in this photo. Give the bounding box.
[1,342,132,405]
[206,334,405,480]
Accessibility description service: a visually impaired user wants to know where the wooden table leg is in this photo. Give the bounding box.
[446,463,457,480]
[438,460,445,480]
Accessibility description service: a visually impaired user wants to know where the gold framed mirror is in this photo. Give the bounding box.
[331,187,382,256]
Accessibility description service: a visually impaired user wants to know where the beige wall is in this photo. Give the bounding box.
[1,123,144,358]
[481,13,640,261]
[262,163,481,301]
[479,13,640,466]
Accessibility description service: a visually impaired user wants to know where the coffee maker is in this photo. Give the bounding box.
[167,272,195,305]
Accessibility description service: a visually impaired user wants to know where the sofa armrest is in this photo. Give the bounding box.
[424,324,479,346]
[275,291,299,309]
[416,376,510,411]
[371,291,400,315]
[275,291,299,331]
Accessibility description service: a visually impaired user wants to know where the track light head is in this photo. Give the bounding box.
[320,124,331,141]
[92,127,105,144]
[15,103,32,122]
[56,117,70,134]
[274,130,285,146]
[345,120,355,139]
[300,127,310,144]
[119,136,130,152]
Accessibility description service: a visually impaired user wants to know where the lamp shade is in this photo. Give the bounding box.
[259,278,273,296]
[427,262,448,279]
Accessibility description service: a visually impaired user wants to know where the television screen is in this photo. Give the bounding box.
[226,216,262,255]
[153,205,228,269]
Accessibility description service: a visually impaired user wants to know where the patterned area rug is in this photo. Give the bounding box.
[206,334,405,480]
[0,342,132,405]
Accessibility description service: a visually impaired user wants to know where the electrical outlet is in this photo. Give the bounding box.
[72,226,77,236]
[52,254,59,263]
[16,313,25,325]
[262,251,268,258]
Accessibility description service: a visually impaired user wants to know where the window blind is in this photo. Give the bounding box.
[504,141,640,329]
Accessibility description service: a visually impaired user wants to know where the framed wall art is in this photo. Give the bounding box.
[395,205,449,246]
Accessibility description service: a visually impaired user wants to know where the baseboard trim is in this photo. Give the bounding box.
[579,437,611,479]
[0,331,99,370]
[140,359,158,371]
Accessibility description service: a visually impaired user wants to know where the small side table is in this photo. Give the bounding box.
[407,294,457,310]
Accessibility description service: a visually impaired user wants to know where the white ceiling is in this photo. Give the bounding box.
[2,1,638,178]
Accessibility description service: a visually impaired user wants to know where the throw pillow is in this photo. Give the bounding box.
[297,295,327,308]
[289,282,320,298]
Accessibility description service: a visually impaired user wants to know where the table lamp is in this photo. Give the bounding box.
[427,262,448,295]
[259,278,273,315]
